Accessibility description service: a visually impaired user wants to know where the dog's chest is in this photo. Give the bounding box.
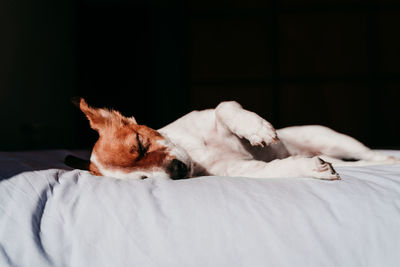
[160,110,250,167]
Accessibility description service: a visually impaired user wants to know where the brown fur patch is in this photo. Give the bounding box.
[92,123,170,173]
[78,98,137,132]
[89,162,103,176]
[77,97,170,175]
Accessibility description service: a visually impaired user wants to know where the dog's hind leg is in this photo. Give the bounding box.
[209,156,340,180]
[277,125,400,165]
[215,101,279,147]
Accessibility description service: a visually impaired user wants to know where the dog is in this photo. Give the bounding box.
[65,98,399,181]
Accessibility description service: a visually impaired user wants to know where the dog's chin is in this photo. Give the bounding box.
[101,168,171,180]
[123,170,171,180]
[89,154,168,180]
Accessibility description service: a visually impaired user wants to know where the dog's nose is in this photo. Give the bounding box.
[167,159,189,180]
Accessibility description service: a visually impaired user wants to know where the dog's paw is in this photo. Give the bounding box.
[309,157,341,180]
[233,115,279,147]
[381,156,400,165]
[364,152,400,164]
[247,121,279,147]
[388,156,400,164]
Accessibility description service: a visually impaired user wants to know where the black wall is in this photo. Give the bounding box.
[1,0,77,150]
[76,0,189,147]
[1,0,400,150]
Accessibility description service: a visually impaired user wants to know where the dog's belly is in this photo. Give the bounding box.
[159,109,295,175]
[242,140,291,162]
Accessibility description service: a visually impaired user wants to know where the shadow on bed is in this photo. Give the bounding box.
[0,150,90,181]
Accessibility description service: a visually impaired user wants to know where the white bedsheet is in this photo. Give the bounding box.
[1,150,400,267]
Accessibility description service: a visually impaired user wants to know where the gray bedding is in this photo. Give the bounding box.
[1,150,400,267]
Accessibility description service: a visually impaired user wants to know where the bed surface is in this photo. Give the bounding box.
[1,150,400,267]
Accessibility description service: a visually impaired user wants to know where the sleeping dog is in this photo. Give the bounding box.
[66,98,399,180]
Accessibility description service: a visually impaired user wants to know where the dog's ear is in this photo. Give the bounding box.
[74,97,110,131]
[73,97,137,132]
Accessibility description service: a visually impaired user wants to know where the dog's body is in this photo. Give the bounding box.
[72,99,399,181]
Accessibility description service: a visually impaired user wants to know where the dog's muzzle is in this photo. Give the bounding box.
[167,159,189,180]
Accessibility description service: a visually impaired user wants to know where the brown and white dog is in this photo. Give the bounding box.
[67,98,399,181]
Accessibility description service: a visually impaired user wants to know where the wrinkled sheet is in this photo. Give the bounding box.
[1,150,400,267]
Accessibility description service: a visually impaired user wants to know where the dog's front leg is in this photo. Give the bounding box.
[215,101,279,147]
[210,156,340,180]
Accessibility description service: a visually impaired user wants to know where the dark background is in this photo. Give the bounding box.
[1,0,400,150]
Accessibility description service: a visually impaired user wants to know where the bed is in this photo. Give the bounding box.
[1,150,400,267]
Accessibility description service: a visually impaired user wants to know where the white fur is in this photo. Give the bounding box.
[91,154,169,180]
[154,101,399,180]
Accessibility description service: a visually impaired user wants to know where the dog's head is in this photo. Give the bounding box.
[76,98,192,180]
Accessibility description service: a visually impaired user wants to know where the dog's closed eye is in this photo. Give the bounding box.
[130,133,149,160]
